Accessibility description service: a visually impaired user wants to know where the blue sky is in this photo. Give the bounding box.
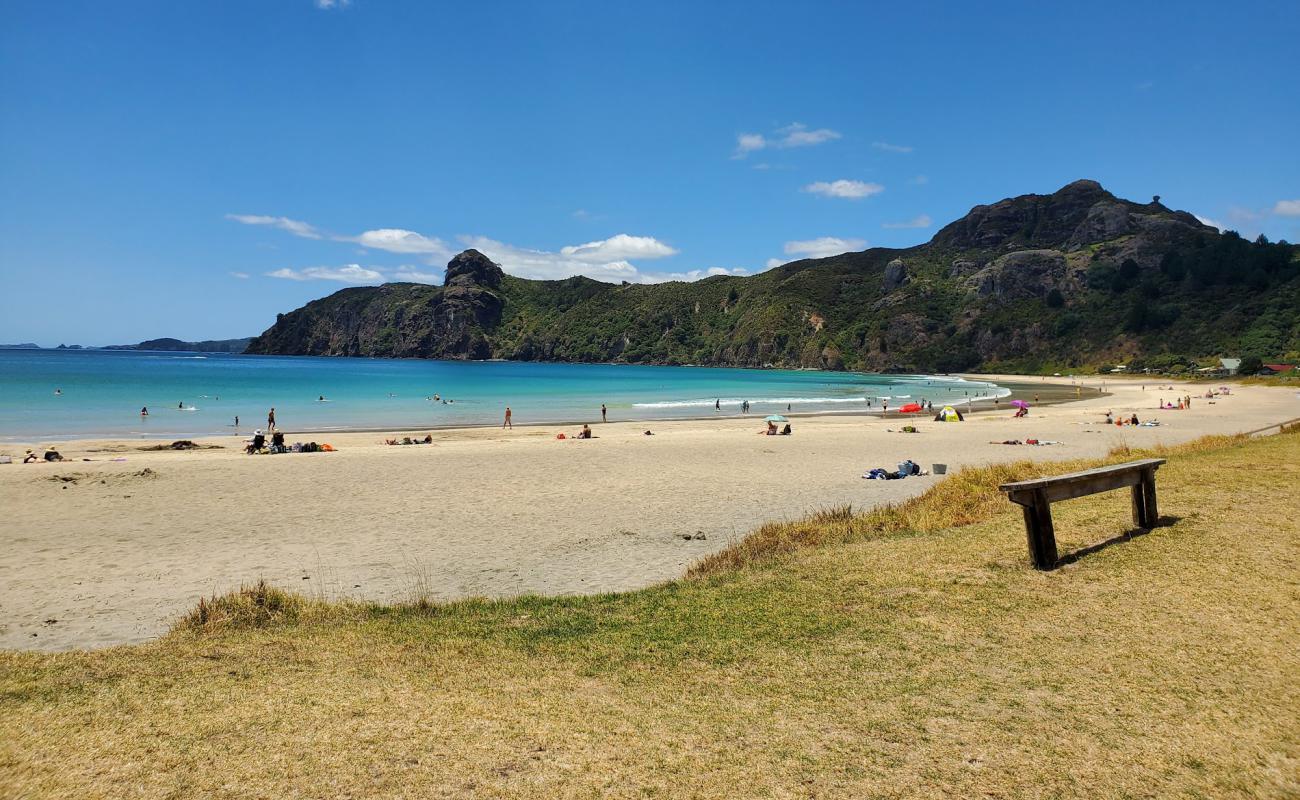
[2,1,1297,345]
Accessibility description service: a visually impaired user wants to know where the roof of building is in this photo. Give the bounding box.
[1220,358,1242,369]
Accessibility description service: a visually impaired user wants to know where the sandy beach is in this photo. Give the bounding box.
[1,376,1296,651]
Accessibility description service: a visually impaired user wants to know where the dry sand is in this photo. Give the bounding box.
[1,377,1296,651]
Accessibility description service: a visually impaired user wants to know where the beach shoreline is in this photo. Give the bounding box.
[1,375,1291,652]
[0,376,1094,446]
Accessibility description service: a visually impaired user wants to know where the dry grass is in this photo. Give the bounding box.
[1,430,1297,798]
[690,430,1266,577]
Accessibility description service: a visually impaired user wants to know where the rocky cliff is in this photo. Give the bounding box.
[244,181,1300,371]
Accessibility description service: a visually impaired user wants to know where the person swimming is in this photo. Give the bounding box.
[140,407,149,416]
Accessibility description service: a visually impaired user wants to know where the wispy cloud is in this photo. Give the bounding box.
[783,237,866,259]
[226,214,322,239]
[765,258,785,270]
[882,214,932,229]
[460,235,698,283]
[1194,214,1223,231]
[229,271,250,279]
[347,228,451,257]
[560,233,678,263]
[733,122,840,158]
[315,0,351,8]
[802,180,884,200]
[1273,199,1300,217]
[391,267,442,283]
[872,141,913,154]
[267,264,384,283]
[908,174,929,185]
[776,123,841,148]
[732,133,768,159]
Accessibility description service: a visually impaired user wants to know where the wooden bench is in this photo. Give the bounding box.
[999,458,1167,570]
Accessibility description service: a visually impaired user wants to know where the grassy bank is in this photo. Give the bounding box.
[2,430,1297,798]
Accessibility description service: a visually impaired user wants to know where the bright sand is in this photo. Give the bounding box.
[1,377,1295,651]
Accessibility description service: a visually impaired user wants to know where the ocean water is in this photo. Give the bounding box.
[0,349,1009,441]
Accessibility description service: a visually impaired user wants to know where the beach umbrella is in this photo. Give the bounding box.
[1010,399,1030,409]
[898,402,923,413]
[765,414,788,422]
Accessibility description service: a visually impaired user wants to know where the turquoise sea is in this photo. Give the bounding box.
[0,349,1008,441]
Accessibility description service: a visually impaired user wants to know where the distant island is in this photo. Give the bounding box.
[246,180,1300,373]
[103,337,253,354]
[2,337,253,353]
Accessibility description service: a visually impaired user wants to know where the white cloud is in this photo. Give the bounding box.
[732,133,767,159]
[391,268,442,284]
[765,258,786,270]
[908,174,929,185]
[783,237,867,259]
[226,214,322,239]
[872,141,913,154]
[882,214,932,229]
[229,271,250,279]
[776,123,841,148]
[459,236,643,283]
[1194,214,1223,231]
[315,0,351,8]
[560,233,678,262]
[652,266,749,282]
[347,228,451,257]
[1273,199,1300,217]
[732,123,840,158]
[267,264,384,284]
[802,180,884,199]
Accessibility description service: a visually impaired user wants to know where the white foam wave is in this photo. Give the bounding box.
[634,396,871,409]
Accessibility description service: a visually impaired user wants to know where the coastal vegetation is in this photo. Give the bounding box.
[3,427,1296,797]
[246,180,1300,374]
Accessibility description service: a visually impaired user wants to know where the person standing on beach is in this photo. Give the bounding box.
[267,407,276,431]
[503,406,512,429]
[601,403,607,422]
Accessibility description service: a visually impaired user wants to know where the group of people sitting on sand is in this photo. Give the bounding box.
[761,421,793,436]
[385,435,433,445]
[21,447,63,463]
[246,430,334,455]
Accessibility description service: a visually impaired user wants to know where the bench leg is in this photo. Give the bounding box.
[1023,489,1058,570]
[1130,482,1146,528]
[1141,470,1159,528]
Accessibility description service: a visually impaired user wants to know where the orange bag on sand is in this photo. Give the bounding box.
[556,433,566,440]
[320,443,336,451]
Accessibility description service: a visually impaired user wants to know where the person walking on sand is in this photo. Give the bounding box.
[267,407,276,431]
[601,403,607,422]
[503,406,512,429]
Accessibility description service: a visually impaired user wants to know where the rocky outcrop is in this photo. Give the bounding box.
[883,259,909,291]
[963,250,1071,302]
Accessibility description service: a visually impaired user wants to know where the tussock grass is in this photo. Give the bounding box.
[175,579,363,634]
[2,429,1298,798]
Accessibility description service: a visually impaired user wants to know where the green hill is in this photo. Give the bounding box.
[245,180,1300,372]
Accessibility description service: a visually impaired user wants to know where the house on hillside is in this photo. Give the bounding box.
[1259,363,1296,375]
[1219,358,1242,376]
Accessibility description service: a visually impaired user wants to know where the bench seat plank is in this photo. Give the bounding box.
[998,458,1166,493]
